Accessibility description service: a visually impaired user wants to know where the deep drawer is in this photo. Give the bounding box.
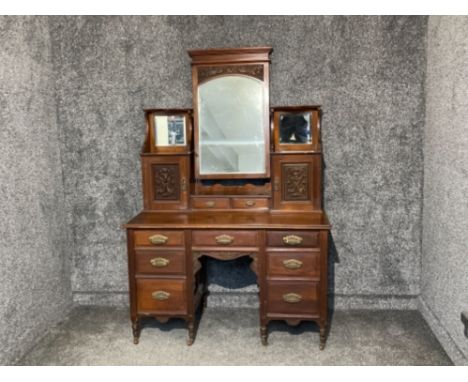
[267,280,319,316]
[266,231,319,248]
[136,278,187,314]
[134,230,185,247]
[192,230,259,247]
[135,249,185,275]
[267,250,320,279]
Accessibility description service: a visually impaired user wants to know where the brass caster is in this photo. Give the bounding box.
[187,338,194,346]
[319,342,325,351]
[133,337,139,345]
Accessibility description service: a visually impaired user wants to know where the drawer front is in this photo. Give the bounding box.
[192,230,259,247]
[267,250,320,279]
[267,231,319,248]
[231,197,269,209]
[136,279,187,314]
[267,281,319,316]
[134,230,185,247]
[135,249,185,275]
[191,197,230,209]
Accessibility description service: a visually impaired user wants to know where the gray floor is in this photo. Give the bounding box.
[19,306,452,365]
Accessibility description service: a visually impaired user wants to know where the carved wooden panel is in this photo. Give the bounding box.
[152,164,180,201]
[197,64,264,83]
[282,163,310,201]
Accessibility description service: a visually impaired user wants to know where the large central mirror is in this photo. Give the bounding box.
[198,76,265,176]
[189,47,272,179]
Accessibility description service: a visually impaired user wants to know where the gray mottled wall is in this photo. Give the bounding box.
[419,16,468,365]
[0,17,72,364]
[49,16,426,308]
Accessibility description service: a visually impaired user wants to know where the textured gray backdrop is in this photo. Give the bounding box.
[2,16,441,365]
[48,16,427,307]
[419,16,468,365]
[0,16,72,365]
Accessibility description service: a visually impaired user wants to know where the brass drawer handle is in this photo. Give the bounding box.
[282,293,302,303]
[283,259,303,270]
[282,234,303,246]
[152,291,170,301]
[150,257,170,267]
[149,234,169,245]
[215,234,234,245]
[245,200,256,207]
[205,201,215,208]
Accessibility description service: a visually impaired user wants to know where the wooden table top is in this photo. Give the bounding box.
[123,210,331,230]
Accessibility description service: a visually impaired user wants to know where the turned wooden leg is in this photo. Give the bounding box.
[260,326,268,346]
[319,325,327,350]
[132,318,141,345]
[187,321,195,346]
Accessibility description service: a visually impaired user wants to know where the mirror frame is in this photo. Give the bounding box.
[144,108,192,154]
[188,47,272,179]
[272,106,322,153]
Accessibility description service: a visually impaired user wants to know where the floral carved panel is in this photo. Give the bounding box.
[282,163,310,201]
[152,164,180,201]
[197,64,264,83]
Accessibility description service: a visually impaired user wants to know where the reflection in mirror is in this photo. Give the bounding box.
[198,76,265,175]
[279,112,311,144]
[154,115,186,146]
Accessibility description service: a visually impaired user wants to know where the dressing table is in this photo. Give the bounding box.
[123,47,331,349]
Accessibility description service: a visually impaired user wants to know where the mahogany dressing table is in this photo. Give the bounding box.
[123,47,331,349]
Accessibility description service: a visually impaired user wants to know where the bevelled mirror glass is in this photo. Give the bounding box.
[279,112,312,144]
[197,75,266,176]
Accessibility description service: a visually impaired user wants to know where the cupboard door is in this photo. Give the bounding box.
[142,155,189,210]
[272,154,321,211]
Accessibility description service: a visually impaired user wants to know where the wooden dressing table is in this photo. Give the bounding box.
[123,47,331,349]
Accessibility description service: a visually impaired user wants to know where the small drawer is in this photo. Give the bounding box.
[136,278,187,314]
[267,250,320,279]
[135,249,185,275]
[134,230,185,247]
[267,231,319,248]
[191,197,230,209]
[232,197,269,209]
[192,230,259,247]
[267,281,319,316]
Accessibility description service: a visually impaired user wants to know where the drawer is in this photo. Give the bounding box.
[267,281,319,316]
[267,231,319,248]
[192,230,259,247]
[267,250,320,279]
[135,249,185,275]
[191,197,230,209]
[136,279,187,314]
[231,197,269,209]
[134,230,185,247]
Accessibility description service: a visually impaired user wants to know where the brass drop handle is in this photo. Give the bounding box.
[149,234,169,245]
[205,201,215,208]
[283,259,303,270]
[282,293,302,303]
[282,234,303,246]
[215,234,234,245]
[150,257,170,268]
[245,200,256,207]
[152,291,170,301]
